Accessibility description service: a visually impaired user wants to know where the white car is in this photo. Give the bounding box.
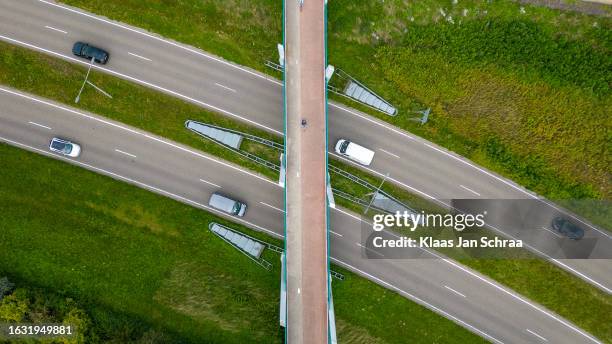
[334,139,375,166]
[49,137,81,157]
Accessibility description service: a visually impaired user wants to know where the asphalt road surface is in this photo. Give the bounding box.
[0,88,603,344]
[0,0,609,293]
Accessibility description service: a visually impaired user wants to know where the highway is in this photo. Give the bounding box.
[1,0,609,294]
[0,0,609,292]
[0,87,602,344]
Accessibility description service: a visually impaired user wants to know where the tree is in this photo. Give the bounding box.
[0,288,29,322]
[0,277,14,301]
[60,306,91,344]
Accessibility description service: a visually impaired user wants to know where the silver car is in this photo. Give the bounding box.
[49,137,81,157]
[208,192,247,217]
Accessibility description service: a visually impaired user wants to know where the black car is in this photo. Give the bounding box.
[72,42,109,64]
[551,217,585,240]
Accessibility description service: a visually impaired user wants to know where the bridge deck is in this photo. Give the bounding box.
[284,0,328,343]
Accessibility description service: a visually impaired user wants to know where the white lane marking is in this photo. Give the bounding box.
[329,258,505,344]
[459,184,481,196]
[330,231,343,237]
[540,226,563,239]
[333,207,370,224]
[332,98,610,239]
[331,103,417,142]
[330,152,446,206]
[0,35,283,136]
[38,0,282,86]
[0,136,283,239]
[526,329,548,342]
[0,133,587,344]
[28,121,52,130]
[11,8,610,288]
[260,201,285,213]
[444,285,466,298]
[0,87,277,188]
[23,60,601,295]
[214,83,236,93]
[356,243,384,257]
[336,150,612,293]
[349,212,604,343]
[199,178,221,188]
[378,148,400,159]
[128,52,152,62]
[44,25,67,34]
[485,220,611,294]
[439,256,603,343]
[37,0,612,240]
[114,149,136,158]
[420,141,611,239]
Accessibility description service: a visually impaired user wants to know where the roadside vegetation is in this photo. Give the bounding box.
[0,277,93,343]
[1,40,611,341]
[60,0,611,229]
[0,143,486,344]
[0,41,280,181]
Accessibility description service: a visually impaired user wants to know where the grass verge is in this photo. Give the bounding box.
[59,0,611,227]
[0,41,280,180]
[0,143,486,343]
[1,39,610,341]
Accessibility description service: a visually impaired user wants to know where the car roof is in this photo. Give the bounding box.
[346,142,375,163]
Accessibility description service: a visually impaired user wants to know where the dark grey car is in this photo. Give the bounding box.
[72,42,109,64]
[551,217,585,240]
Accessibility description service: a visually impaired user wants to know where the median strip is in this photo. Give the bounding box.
[0,40,609,341]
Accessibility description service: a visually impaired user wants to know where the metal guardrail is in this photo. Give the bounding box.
[186,120,281,171]
[332,188,370,207]
[266,243,285,254]
[329,69,398,116]
[188,121,417,214]
[188,121,283,151]
[209,222,273,270]
[265,60,284,72]
[330,270,345,281]
[328,164,377,190]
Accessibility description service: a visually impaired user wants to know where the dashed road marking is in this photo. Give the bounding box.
[44,25,67,34]
[114,149,136,158]
[526,329,548,342]
[378,148,400,159]
[356,243,384,257]
[260,201,285,213]
[215,83,237,93]
[199,178,221,188]
[28,121,52,130]
[459,184,481,196]
[444,285,466,298]
[128,52,152,61]
[540,226,563,239]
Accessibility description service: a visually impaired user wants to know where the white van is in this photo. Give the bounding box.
[334,139,375,166]
[208,192,247,217]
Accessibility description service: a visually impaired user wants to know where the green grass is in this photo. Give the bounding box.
[331,164,612,342]
[0,143,486,343]
[59,0,611,225]
[1,40,610,341]
[0,41,281,181]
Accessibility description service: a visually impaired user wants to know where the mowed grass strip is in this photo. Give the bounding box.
[60,0,611,226]
[0,40,280,180]
[0,143,486,343]
[333,163,612,342]
[1,40,610,341]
